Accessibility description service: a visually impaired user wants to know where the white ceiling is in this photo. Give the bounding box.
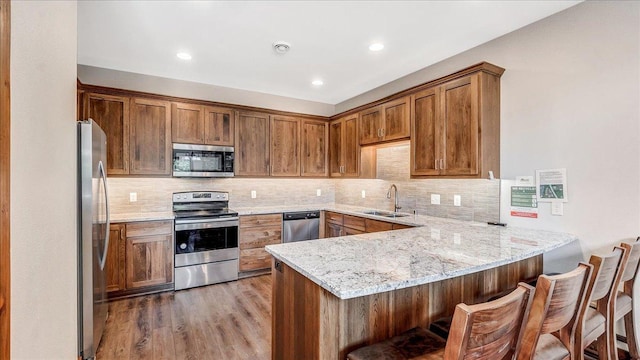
[78,1,581,105]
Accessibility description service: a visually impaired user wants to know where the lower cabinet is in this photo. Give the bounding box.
[324,211,412,238]
[106,220,174,299]
[239,214,282,273]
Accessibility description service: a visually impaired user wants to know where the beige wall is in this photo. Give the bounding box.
[338,1,640,263]
[10,1,78,358]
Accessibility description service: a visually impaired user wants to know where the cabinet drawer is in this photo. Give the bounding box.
[240,214,282,228]
[126,220,173,237]
[240,228,282,249]
[365,219,393,233]
[325,211,344,225]
[343,215,366,232]
[239,248,272,271]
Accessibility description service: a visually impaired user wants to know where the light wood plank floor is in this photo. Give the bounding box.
[97,275,271,360]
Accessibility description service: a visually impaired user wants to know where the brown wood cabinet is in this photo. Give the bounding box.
[329,114,359,177]
[270,115,300,176]
[324,211,408,238]
[235,111,270,176]
[411,70,501,178]
[359,97,410,145]
[130,98,172,175]
[239,214,282,272]
[106,223,126,293]
[301,119,329,177]
[171,102,235,146]
[84,93,130,175]
[125,221,174,290]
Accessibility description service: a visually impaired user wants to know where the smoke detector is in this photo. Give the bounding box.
[273,41,291,54]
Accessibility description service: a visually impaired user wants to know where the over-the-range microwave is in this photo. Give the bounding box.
[172,143,234,178]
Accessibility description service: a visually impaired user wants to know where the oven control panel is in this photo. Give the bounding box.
[173,191,229,202]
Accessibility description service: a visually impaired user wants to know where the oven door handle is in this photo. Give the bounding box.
[175,219,239,231]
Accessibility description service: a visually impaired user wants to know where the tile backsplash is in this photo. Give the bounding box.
[108,144,499,222]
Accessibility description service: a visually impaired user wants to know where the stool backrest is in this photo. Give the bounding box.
[620,237,640,285]
[587,247,625,303]
[517,263,593,360]
[444,283,534,360]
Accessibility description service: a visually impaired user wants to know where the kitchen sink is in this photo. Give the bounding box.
[362,210,409,218]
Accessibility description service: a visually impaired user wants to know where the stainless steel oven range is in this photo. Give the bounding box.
[173,191,238,290]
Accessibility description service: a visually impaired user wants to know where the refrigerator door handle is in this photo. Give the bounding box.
[98,160,110,271]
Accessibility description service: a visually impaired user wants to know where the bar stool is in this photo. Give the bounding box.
[516,263,593,360]
[575,247,626,360]
[614,237,640,359]
[346,283,534,360]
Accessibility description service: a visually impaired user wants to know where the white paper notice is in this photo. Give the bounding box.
[536,168,568,202]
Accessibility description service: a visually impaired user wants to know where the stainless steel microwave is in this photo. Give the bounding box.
[172,143,234,177]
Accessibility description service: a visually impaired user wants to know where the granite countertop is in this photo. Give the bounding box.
[110,212,175,223]
[265,212,577,300]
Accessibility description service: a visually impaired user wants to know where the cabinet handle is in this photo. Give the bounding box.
[440,159,444,170]
[381,128,385,137]
[435,159,439,170]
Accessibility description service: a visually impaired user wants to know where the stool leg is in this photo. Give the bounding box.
[594,330,611,360]
[625,308,640,359]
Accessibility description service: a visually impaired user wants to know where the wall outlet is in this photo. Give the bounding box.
[129,192,137,202]
[251,190,257,199]
[453,194,461,207]
[316,189,322,196]
[430,194,440,205]
[361,190,366,198]
[551,202,564,216]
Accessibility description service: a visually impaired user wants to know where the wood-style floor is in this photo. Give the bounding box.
[97,275,271,360]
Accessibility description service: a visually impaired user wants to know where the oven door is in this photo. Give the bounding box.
[172,143,234,177]
[174,219,238,267]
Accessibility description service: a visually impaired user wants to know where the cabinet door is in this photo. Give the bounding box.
[171,102,204,144]
[235,111,270,176]
[342,115,360,177]
[344,227,365,236]
[129,98,171,175]
[382,97,410,141]
[270,115,300,176]
[411,88,441,176]
[204,106,235,146]
[77,90,84,121]
[126,233,173,289]
[239,228,282,271]
[106,224,126,293]
[325,223,343,238]
[359,106,383,145]
[84,93,130,175]
[329,119,343,177]
[441,75,479,176]
[365,219,393,233]
[301,119,328,177]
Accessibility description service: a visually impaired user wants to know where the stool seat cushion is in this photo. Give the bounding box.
[533,334,570,360]
[347,327,446,360]
[616,292,633,320]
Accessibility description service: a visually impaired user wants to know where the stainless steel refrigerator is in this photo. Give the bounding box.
[77,119,110,360]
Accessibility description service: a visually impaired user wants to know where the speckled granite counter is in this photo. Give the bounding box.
[110,212,174,223]
[266,213,577,299]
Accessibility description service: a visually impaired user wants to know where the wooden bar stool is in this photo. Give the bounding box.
[346,283,534,360]
[575,247,626,360]
[516,263,593,360]
[613,237,640,359]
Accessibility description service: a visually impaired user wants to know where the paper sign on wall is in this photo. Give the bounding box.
[510,186,538,218]
[536,168,568,202]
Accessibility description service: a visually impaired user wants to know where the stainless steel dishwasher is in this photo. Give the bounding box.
[282,211,320,243]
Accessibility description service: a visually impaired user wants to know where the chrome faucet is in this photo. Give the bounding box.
[386,184,402,213]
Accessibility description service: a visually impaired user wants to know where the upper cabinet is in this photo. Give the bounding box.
[330,114,359,177]
[171,102,235,146]
[235,111,271,176]
[270,115,300,177]
[84,93,130,175]
[411,68,502,178]
[130,98,172,175]
[301,119,329,177]
[359,96,410,145]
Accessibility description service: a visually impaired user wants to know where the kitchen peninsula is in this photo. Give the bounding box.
[265,211,577,359]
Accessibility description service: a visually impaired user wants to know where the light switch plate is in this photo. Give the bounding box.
[361,190,366,198]
[316,189,322,196]
[454,195,461,207]
[251,190,257,199]
[551,202,563,216]
[431,194,440,205]
[129,192,137,202]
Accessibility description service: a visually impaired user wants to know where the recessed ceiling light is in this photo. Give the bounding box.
[312,79,324,86]
[176,52,192,60]
[369,43,384,52]
[273,41,291,54]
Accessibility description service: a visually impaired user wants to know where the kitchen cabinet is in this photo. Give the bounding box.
[324,211,408,238]
[365,218,393,233]
[235,111,270,176]
[359,96,410,145]
[130,98,172,175]
[411,70,501,178]
[106,223,126,294]
[106,220,174,299]
[329,114,359,177]
[239,214,282,272]
[84,93,130,175]
[301,119,329,177]
[171,102,235,146]
[270,115,300,176]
